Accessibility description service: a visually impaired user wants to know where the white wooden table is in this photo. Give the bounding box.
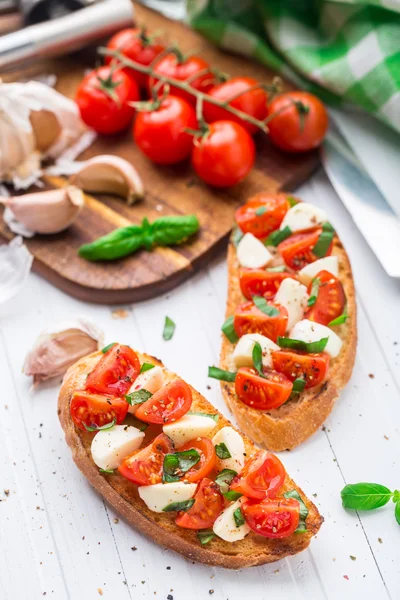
[1,169,399,600]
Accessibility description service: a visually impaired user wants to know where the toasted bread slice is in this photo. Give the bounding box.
[220,236,357,452]
[58,350,323,568]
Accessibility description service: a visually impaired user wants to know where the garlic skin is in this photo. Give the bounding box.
[0,236,33,305]
[23,317,104,385]
[70,155,144,205]
[1,185,84,235]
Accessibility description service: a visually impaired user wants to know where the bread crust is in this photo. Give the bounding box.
[58,350,323,568]
[220,236,357,452]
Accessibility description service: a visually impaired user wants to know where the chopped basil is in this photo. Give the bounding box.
[313,225,334,258]
[341,483,394,511]
[277,336,328,353]
[265,226,292,247]
[253,295,280,317]
[162,498,195,512]
[252,342,264,378]
[322,222,335,233]
[163,449,200,483]
[233,507,245,528]
[232,226,244,247]
[329,305,348,327]
[395,501,400,526]
[221,315,239,344]
[215,469,237,493]
[83,418,116,433]
[307,277,321,307]
[101,342,116,354]
[255,206,267,216]
[267,265,287,273]
[208,366,237,382]
[197,530,215,545]
[163,316,175,341]
[99,468,114,474]
[140,362,155,373]
[284,490,308,532]
[224,491,242,501]
[292,378,306,393]
[215,442,231,460]
[287,196,298,208]
[188,411,219,422]
[125,389,152,406]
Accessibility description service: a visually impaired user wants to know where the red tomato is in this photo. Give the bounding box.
[239,269,296,300]
[85,344,140,396]
[267,91,328,153]
[135,379,192,424]
[70,391,128,431]
[133,95,197,165]
[278,228,332,270]
[118,433,173,486]
[272,350,329,389]
[175,478,223,530]
[203,77,268,135]
[231,450,286,500]
[179,437,216,482]
[76,66,139,134]
[233,300,288,342]
[242,497,300,538]
[235,193,290,238]
[305,270,346,326]
[235,367,293,410]
[106,27,165,89]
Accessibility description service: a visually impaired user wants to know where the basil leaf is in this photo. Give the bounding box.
[277,336,329,353]
[267,265,287,273]
[265,226,292,247]
[163,316,175,341]
[284,490,308,532]
[197,530,215,545]
[101,342,116,354]
[313,229,334,258]
[162,455,180,483]
[221,315,239,344]
[208,366,237,382]
[233,507,245,527]
[214,469,237,494]
[232,226,244,247]
[393,490,400,503]
[329,305,348,327]
[162,498,195,512]
[83,418,116,433]
[395,501,400,526]
[150,215,199,247]
[322,222,335,233]
[174,449,200,472]
[99,468,114,474]
[125,389,152,406]
[223,491,242,501]
[253,295,280,317]
[287,196,298,208]
[188,411,219,422]
[163,449,200,483]
[307,277,321,307]
[255,206,267,216]
[140,362,155,373]
[292,378,306,393]
[252,342,264,378]
[341,483,393,510]
[79,225,144,261]
[215,443,231,460]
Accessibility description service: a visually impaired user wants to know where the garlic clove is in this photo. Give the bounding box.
[1,185,84,235]
[70,155,144,205]
[30,109,62,153]
[23,317,104,385]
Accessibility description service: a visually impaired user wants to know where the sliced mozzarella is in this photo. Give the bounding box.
[290,319,342,358]
[212,426,245,472]
[138,482,197,513]
[213,497,250,542]
[274,278,309,331]
[237,233,273,269]
[163,414,218,448]
[233,333,279,369]
[298,256,339,285]
[280,203,328,233]
[127,366,164,415]
[91,425,145,471]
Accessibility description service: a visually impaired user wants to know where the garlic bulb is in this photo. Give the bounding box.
[23,317,104,385]
[0,236,33,305]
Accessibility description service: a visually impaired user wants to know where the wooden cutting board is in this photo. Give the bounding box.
[0,4,320,305]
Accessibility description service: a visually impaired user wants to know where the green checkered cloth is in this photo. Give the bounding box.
[187,0,400,133]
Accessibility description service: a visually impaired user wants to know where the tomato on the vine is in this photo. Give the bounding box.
[235,193,290,238]
[235,367,293,410]
[242,497,300,538]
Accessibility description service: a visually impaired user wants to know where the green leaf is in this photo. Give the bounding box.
[322,222,335,233]
[292,378,306,393]
[83,418,116,433]
[253,295,280,317]
[395,501,400,526]
[232,227,244,247]
[214,469,237,494]
[252,342,264,378]
[125,389,152,406]
[163,316,175,341]
[187,411,219,422]
[255,206,267,216]
[224,491,242,501]
[307,277,321,307]
[287,196,298,208]
[341,483,393,511]
[221,315,239,344]
[329,305,348,327]
[215,443,231,460]
[208,366,237,382]
[79,224,145,261]
[393,490,400,503]
[284,490,308,532]
[233,507,245,527]
[150,215,199,247]
[277,336,328,353]
[197,530,215,545]
[313,228,334,258]
[99,468,114,474]
[101,342,116,354]
[266,265,287,273]
[140,362,155,373]
[163,449,200,483]
[265,226,292,247]
[162,498,195,512]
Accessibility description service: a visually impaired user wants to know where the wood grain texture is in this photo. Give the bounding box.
[0,4,320,305]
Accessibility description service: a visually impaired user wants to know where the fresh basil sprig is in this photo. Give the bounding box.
[215,443,231,460]
[221,315,239,344]
[233,507,245,527]
[265,226,292,247]
[283,490,309,532]
[253,295,280,317]
[163,316,175,341]
[277,336,328,353]
[162,498,195,512]
[125,389,152,406]
[341,483,399,511]
[163,449,200,483]
[208,366,237,382]
[83,418,116,433]
[140,362,155,373]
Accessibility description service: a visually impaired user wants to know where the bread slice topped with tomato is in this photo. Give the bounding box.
[58,343,322,568]
[217,194,357,452]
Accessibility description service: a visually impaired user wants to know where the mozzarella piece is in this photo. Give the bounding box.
[298,256,339,285]
[290,319,342,358]
[213,497,250,542]
[138,482,197,513]
[233,333,279,369]
[127,366,164,415]
[212,426,245,472]
[236,233,273,269]
[91,425,145,470]
[163,414,218,447]
[280,203,328,233]
[274,278,309,331]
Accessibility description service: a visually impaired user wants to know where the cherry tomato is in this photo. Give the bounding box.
[272,349,329,389]
[242,497,300,538]
[233,300,288,342]
[231,450,286,500]
[305,270,346,326]
[133,95,197,165]
[76,66,139,134]
[70,391,128,431]
[267,91,328,153]
[235,367,293,411]
[235,193,290,238]
[239,269,296,301]
[179,437,216,482]
[192,121,255,188]
[135,379,192,424]
[175,478,223,530]
[85,344,140,396]
[118,433,173,486]
[278,228,332,271]
[106,27,165,89]
[203,77,268,135]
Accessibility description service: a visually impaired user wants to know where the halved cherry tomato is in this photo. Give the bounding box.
[239,269,296,300]
[305,270,346,326]
[70,390,128,431]
[235,367,292,411]
[272,349,329,389]
[278,228,332,271]
[203,77,268,135]
[175,478,223,530]
[118,433,173,486]
[231,450,286,500]
[85,344,140,396]
[242,497,300,538]
[233,300,288,342]
[179,437,216,483]
[235,193,290,238]
[135,379,192,424]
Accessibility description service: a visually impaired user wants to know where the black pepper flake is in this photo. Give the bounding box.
[166,566,171,570]
[167,595,173,600]
[131,546,137,551]
[209,590,214,595]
